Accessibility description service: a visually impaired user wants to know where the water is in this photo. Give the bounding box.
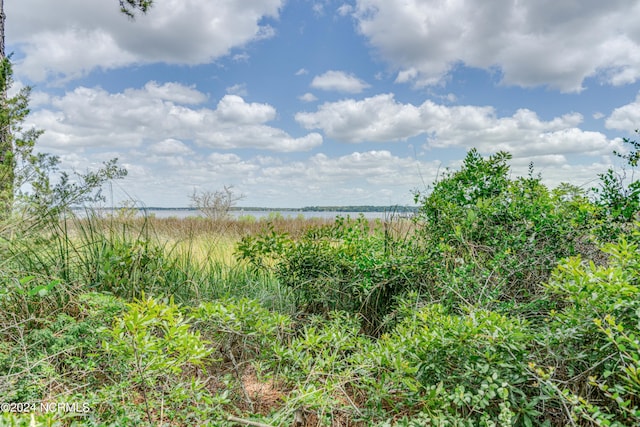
[140,209,390,220]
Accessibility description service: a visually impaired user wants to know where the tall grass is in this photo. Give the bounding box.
[1,209,310,312]
[122,213,337,239]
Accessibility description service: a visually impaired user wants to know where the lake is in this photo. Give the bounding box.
[141,209,391,220]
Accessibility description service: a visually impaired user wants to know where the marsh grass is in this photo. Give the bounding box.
[2,209,324,313]
[116,214,337,240]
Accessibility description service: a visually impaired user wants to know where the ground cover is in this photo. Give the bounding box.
[1,148,640,426]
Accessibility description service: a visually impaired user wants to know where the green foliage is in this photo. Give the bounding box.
[533,226,640,425]
[414,149,590,310]
[0,58,127,223]
[0,58,43,219]
[591,130,640,236]
[590,314,640,423]
[5,213,167,300]
[614,129,640,168]
[236,223,293,271]
[267,311,369,425]
[192,297,291,363]
[355,302,537,425]
[82,234,166,299]
[0,288,124,404]
[102,295,215,424]
[237,215,423,334]
[21,158,128,219]
[593,167,640,225]
[5,146,640,425]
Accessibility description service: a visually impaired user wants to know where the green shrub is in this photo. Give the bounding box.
[355,302,538,425]
[267,311,370,425]
[414,149,594,311]
[100,295,216,424]
[236,215,425,334]
[533,225,640,425]
[191,297,292,363]
[0,288,124,404]
[4,212,169,300]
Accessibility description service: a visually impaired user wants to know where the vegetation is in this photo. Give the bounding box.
[2,5,638,422]
[2,141,640,426]
[2,60,640,425]
[190,186,246,223]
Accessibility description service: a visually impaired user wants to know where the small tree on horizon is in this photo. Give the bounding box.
[190,186,246,221]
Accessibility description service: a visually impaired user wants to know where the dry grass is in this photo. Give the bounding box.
[142,215,337,239]
[62,211,416,270]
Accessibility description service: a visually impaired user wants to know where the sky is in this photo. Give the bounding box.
[6,0,640,208]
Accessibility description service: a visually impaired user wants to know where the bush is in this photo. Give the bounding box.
[533,225,640,425]
[0,288,124,404]
[414,149,594,311]
[237,215,425,334]
[354,302,538,425]
[100,295,216,424]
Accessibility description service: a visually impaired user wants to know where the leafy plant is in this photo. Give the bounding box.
[237,215,424,334]
[533,225,640,425]
[102,295,214,424]
[355,302,538,425]
[414,149,591,311]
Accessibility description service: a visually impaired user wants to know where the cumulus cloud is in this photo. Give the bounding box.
[299,92,318,102]
[226,84,248,97]
[50,140,615,208]
[296,93,619,158]
[311,70,370,93]
[150,138,194,156]
[28,82,322,153]
[143,81,208,104]
[352,0,640,92]
[248,150,439,205]
[101,147,441,207]
[7,0,284,82]
[606,92,640,133]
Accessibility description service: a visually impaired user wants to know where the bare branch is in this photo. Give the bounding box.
[190,185,246,221]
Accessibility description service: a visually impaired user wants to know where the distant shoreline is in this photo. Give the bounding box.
[78,205,419,213]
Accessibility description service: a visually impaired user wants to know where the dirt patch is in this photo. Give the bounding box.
[240,367,285,415]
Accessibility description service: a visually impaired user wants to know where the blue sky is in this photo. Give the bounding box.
[6,0,640,207]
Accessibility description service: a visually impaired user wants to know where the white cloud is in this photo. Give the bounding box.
[49,138,615,208]
[353,0,640,92]
[143,81,208,104]
[103,148,439,207]
[214,95,275,124]
[7,0,284,82]
[27,82,322,153]
[299,92,318,102]
[15,28,137,83]
[296,93,619,158]
[606,92,640,133]
[248,150,439,205]
[311,70,371,93]
[296,94,425,142]
[150,139,194,156]
[337,4,354,16]
[226,84,248,97]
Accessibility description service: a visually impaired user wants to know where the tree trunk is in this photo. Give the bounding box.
[0,0,12,218]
